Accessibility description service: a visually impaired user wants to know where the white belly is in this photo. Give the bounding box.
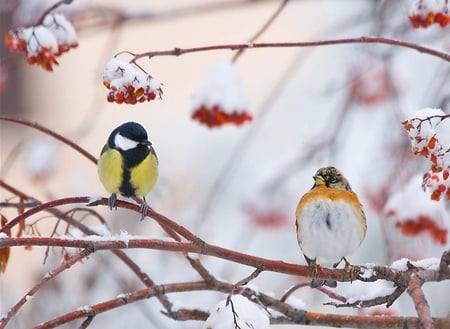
[297,199,364,266]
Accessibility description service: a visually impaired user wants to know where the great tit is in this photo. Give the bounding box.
[97,122,158,218]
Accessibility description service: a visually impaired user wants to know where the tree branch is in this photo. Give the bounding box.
[130,37,450,63]
[0,116,97,165]
[408,275,434,329]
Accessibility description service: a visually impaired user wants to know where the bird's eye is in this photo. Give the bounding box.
[328,176,338,183]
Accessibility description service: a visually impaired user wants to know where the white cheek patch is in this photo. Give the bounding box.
[114,133,139,151]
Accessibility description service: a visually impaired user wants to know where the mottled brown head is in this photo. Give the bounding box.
[313,166,352,191]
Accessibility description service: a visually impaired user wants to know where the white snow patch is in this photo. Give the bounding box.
[285,295,306,310]
[203,295,270,329]
[21,26,58,56]
[192,60,250,112]
[42,13,77,46]
[87,195,103,204]
[25,138,56,179]
[391,257,440,271]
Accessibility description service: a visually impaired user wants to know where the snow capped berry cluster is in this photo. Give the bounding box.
[409,0,450,28]
[4,13,78,71]
[191,61,252,128]
[385,175,448,253]
[403,108,450,200]
[102,58,163,105]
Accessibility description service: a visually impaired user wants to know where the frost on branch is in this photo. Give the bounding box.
[102,58,163,105]
[203,295,270,329]
[402,108,450,201]
[192,61,252,128]
[408,0,450,28]
[4,13,78,72]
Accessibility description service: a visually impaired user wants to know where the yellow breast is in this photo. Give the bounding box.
[97,146,123,194]
[130,152,158,196]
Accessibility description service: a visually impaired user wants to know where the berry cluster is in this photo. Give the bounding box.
[409,0,450,28]
[395,214,447,244]
[191,105,252,128]
[191,61,252,128]
[4,13,78,71]
[102,58,163,105]
[348,64,395,107]
[403,108,450,200]
[384,175,448,251]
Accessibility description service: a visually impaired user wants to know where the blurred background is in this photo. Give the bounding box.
[1,0,449,328]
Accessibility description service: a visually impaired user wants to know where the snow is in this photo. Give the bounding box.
[192,60,250,112]
[43,13,77,46]
[21,26,58,56]
[284,295,306,310]
[409,0,448,15]
[344,281,396,306]
[358,264,377,279]
[0,233,7,239]
[391,257,440,271]
[25,138,56,179]
[103,58,162,95]
[77,306,93,313]
[87,195,103,204]
[203,295,270,329]
[384,174,448,225]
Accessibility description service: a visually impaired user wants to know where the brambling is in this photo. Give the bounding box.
[295,166,366,288]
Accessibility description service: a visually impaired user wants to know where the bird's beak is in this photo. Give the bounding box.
[140,140,152,146]
[313,175,326,186]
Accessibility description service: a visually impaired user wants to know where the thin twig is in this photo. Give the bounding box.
[0,182,173,315]
[232,0,289,62]
[130,37,450,63]
[0,246,94,329]
[0,116,97,165]
[37,0,74,25]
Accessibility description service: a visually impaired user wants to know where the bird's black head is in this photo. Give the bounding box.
[313,166,352,191]
[108,122,150,150]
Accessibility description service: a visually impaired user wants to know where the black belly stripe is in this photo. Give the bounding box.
[325,212,332,230]
[119,168,136,197]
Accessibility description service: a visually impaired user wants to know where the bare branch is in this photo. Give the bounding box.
[0,116,97,165]
[408,275,434,329]
[0,247,93,329]
[130,37,450,63]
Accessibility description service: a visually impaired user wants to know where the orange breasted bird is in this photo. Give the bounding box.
[295,166,366,288]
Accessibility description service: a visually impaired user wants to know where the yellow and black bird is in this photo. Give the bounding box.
[97,122,158,218]
[295,166,367,288]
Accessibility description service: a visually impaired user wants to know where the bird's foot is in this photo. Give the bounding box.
[138,198,149,221]
[108,194,117,210]
[342,257,358,283]
[342,257,353,271]
[305,257,337,288]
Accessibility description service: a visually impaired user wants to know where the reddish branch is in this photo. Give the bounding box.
[29,276,450,329]
[37,0,74,25]
[0,116,97,164]
[2,183,450,328]
[1,247,93,329]
[408,275,434,329]
[129,37,450,63]
[0,183,172,328]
